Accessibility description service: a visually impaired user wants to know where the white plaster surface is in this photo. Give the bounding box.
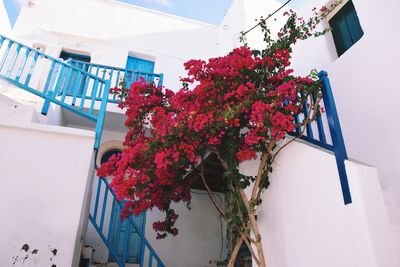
[288,0,400,208]
[219,0,400,209]
[2,0,399,265]
[239,140,398,267]
[11,0,219,91]
[0,120,95,266]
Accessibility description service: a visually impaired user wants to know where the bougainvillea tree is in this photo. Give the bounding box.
[98,4,341,266]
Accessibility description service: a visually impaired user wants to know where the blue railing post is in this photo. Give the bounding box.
[158,73,164,88]
[318,71,352,205]
[41,90,54,115]
[94,80,111,149]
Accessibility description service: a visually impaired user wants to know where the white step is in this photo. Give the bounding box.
[0,97,37,124]
[0,87,64,126]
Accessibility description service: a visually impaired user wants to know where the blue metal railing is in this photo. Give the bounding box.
[290,71,351,205]
[89,177,165,267]
[69,59,164,103]
[0,34,110,149]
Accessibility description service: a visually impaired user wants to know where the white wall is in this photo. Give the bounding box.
[144,192,227,267]
[11,0,220,91]
[0,119,95,266]
[286,0,400,206]
[239,140,398,267]
[219,0,400,227]
[217,0,290,55]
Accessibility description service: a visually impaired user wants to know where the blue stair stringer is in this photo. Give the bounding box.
[0,34,110,149]
[89,177,166,267]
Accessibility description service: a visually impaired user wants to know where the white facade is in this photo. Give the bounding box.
[220,0,400,209]
[0,0,399,266]
[11,0,219,91]
[240,141,398,267]
[0,116,95,266]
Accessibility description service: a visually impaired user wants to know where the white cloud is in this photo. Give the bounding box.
[146,0,172,7]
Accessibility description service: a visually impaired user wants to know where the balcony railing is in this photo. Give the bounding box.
[0,34,110,149]
[290,71,351,205]
[69,59,164,103]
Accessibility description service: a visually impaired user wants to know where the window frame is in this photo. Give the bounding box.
[327,0,364,57]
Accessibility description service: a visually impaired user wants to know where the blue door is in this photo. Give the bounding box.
[101,149,146,264]
[125,56,155,87]
[58,51,91,96]
[108,201,146,264]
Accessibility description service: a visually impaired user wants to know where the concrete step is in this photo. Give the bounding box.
[0,87,64,126]
[0,97,38,124]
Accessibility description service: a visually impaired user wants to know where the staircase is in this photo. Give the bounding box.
[0,34,110,148]
[0,34,165,267]
[88,177,165,267]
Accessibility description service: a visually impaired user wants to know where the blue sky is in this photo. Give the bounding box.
[3,0,21,26]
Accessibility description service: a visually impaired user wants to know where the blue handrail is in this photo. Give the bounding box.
[89,177,166,267]
[0,34,110,149]
[69,59,164,103]
[289,71,351,204]
[318,71,351,204]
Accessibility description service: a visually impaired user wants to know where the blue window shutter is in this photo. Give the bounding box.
[58,51,90,95]
[329,1,363,57]
[126,56,155,73]
[330,12,353,57]
[344,2,364,43]
[125,56,155,87]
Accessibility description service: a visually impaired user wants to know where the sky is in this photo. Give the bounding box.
[3,0,22,26]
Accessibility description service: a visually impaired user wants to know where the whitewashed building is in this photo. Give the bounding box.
[0,0,399,266]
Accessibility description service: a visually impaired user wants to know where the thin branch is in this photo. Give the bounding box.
[210,149,229,170]
[269,97,322,172]
[242,0,292,36]
[199,163,226,216]
[251,140,276,200]
[256,97,322,199]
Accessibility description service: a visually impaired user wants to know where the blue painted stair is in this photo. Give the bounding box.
[0,34,110,149]
[0,35,166,266]
[90,177,165,267]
